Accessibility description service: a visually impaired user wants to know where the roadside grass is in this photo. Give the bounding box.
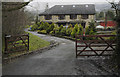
[29,32,50,51]
[2,33,50,58]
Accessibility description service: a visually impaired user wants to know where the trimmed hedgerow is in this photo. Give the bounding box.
[29,21,98,40]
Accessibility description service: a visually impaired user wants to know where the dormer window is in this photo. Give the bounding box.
[45,15,52,20]
[85,5,88,7]
[73,5,75,7]
[61,5,64,7]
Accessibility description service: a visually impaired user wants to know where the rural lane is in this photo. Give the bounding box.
[2,30,113,75]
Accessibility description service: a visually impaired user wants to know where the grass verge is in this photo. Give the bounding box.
[29,32,50,51]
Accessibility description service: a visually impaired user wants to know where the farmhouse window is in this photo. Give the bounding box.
[59,15,65,20]
[81,15,88,19]
[45,15,52,20]
[70,15,77,19]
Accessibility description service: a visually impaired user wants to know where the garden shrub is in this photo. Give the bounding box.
[111,30,117,35]
[107,27,114,31]
[79,24,83,31]
[85,23,96,35]
[26,25,30,28]
[109,30,116,40]
[41,30,47,34]
[59,25,63,32]
[31,24,38,31]
[89,20,96,32]
[38,22,49,31]
[85,24,97,40]
[28,25,33,31]
[66,27,72,36]
[50,31,54,35]
[85,21,96,40]
[46,28,51,34]
[55,30,60,35]
[60,27,66,36]
[77,24,83,35]
[44,22,49,30]
[71,24,82,38]
[85,26,90,35]
[53,26,56,34]
[37,30,41,33]
[77,28,81,35]
[53,26,60,35]
[89,29,96,35]
[68,24,73,28]
[37,22,41,27]
[46,23,55,34]
[50,23,55,31]
[38,22,44,30]
[74,24,79,32]
[38,30,47,34]
[71,27,76,38]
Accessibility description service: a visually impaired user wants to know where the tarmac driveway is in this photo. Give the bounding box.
[2,31,113,75]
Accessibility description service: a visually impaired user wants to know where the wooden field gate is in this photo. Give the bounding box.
[75,35,116,58]
[4,34,29,54]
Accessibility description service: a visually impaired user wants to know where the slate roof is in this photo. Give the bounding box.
[39,4,95,15]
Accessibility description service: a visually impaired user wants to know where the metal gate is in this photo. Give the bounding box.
[75,35,116,58]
